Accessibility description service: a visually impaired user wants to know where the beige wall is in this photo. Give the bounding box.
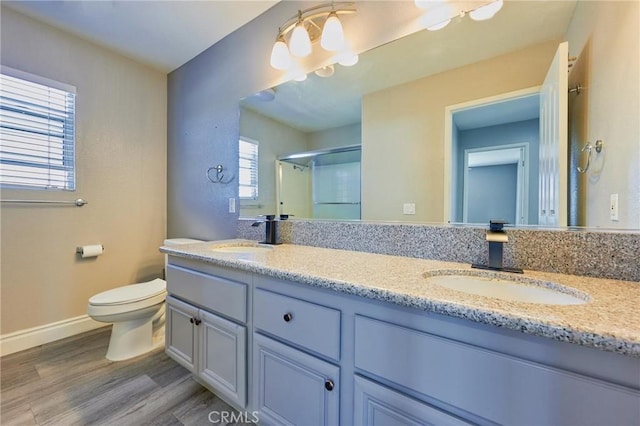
[0,8,167,334]
[362,40,558,222]
[565,1,639,229]
[308,123,361,151]
[239,108,309,217]
[239,109,362,218]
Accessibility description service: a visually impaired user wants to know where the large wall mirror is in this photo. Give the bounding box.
[239,0,639,230]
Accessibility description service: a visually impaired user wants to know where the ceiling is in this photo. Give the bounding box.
[453,93,541,131]
[3,0,280,72]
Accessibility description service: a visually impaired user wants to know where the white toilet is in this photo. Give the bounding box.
[87,238,202,361]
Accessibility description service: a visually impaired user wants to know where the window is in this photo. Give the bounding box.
[0,66,76,191]
[239,138,258,199]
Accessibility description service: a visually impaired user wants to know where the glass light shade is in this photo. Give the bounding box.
[293,71,307,81]
[338,52,359,67]
[314,64,335,78]
[469,0,503,21]
[289,22,312,57]
[270,38,291,70]
[427,18,451,31]
[416,0,449,10]
[321,12,345,51]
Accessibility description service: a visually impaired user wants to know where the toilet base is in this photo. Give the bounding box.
[106,317,154,361]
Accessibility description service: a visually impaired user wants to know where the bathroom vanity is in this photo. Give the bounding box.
[161,240,640,426]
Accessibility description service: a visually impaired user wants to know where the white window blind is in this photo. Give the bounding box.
[239,138,258,199]
[0,67,76,191]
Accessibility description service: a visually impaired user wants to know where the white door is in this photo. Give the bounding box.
[539,42,569,226]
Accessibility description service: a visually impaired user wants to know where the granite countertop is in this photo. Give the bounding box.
[161,239,640,358]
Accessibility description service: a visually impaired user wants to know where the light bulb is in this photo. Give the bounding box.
[321,12,345,52]
[469,0,503,21]
[270,37,291,70]
[289,21,312,57]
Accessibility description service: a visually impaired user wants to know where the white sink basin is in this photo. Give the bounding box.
[209,243,274,254]
[424,270,588,305]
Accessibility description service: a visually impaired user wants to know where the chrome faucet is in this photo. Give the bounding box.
[472,220,523,274]
[251,214,282,245]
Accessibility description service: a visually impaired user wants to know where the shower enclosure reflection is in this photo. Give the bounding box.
[277,146,361,220]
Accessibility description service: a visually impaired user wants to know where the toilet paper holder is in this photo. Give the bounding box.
[76,244,105,258]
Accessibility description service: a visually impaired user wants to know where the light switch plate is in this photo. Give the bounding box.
[403,203,416,215]
[610,194,619,221]
[229,197,236,213]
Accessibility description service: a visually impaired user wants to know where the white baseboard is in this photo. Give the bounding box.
[0,315,108,357]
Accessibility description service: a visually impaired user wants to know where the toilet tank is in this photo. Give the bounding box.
[163,238,203,271]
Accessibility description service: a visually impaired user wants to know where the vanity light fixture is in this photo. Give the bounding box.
[414,0,504,30]
[415,0,453,31]
[269,2,356,71]
[469,0,504,21]
[315,64,335,78]
[321,11,345,51]
[289,13,312,57]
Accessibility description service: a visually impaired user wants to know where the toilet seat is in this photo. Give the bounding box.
[89,278,166,306]
[87,279,167,318]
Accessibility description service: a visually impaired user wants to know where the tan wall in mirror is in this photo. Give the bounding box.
[565,1,639,229]
[239,110,361,218]
[240,108,309,216]
[308,123,361,151]
[0,8,167,334]
[362,40,559,222]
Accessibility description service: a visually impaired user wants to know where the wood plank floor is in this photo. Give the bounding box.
[0,327,252,425]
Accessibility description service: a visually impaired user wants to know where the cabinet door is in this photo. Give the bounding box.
[253,333,339,426]
[354,376,471,426]
[199,309,247,408]
[165,296,198,372]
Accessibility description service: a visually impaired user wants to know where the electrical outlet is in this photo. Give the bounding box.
[403,203,416,215]
[610,194,619,221]
[229,197,236,213]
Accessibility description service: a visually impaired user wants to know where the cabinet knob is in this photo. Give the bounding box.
[324,379,335,391]
[283,313,293,322]
[195,319,202,326]
[190,317,195,324]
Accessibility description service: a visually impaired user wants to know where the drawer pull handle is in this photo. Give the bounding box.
[324,379,335,391]
[283,313,293,322]
[190,317,195,324]
[194,319,202,326]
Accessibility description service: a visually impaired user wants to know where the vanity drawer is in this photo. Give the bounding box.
[254,288,341,361]
[354,315,640,425]
[167,265,247,323]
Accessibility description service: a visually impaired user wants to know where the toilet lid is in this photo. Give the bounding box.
[89,278,166,306]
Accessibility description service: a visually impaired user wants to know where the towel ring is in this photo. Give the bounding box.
[577,140,603,174]
[207,164,234,184]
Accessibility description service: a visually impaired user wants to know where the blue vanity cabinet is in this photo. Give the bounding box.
[252,286,341,425]
[165,262,249,410]
[198,309,247,408]
[165,255,640,425]
[165,295,199,372]
[354,375,472,426]
[353,314,640,426]
[253,333,340,426]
